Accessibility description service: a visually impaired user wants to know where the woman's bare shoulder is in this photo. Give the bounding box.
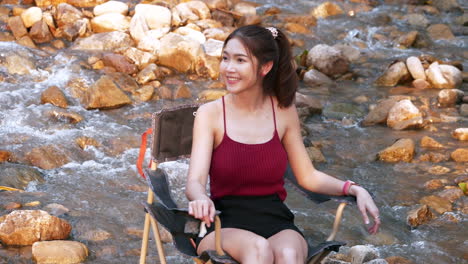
[196,99,222,120]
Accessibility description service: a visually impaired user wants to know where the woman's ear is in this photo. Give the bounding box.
[260,61,274,76]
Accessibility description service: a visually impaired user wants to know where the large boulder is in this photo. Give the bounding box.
[306,44,349,77]
[41,86,68,108]
[84,75,132,109]
[134,4,171,32]
[375,61,411,86]
[20,7,42,28]
[33,240,88,264]
[71,31,134,51]
[378,138,415,162]
[157,33,204,73]
[172,1,211,27]
[362,98,398,126]
[93,0,128,16]
[91,13,130,33]
[387,99,423,130]
[25,145,71,170]
[0,210,71,246]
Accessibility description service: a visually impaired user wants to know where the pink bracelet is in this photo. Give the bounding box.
[342,180,356,196]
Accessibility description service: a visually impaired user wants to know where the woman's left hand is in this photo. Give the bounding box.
[351,186,381,234]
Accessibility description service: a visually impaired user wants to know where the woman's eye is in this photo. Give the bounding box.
[237,58,245,63]
[222,56,228,61]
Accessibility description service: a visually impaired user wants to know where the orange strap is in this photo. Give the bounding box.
[137,127,153,179]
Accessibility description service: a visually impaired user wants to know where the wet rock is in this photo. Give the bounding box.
[407,204,433,227]
[158,33,204,73]
[396,31,418,48]
[0,150,13,163]
[93,0,128,16]
[75,136,100,150]
[460,104,468,117]
[378,138,415,163]
[80,229,112,241]
[305,146,326,162]
[44,203,69,216]
[420,136,443,148]
[430,0,461,12]
[419,195,452,214]
[364,260,388,264]
[20,7,42,28]
[322,103,365,120]
[334,44,360,63]
[423,179,445,190]
[29,20,53,44]
[157,86,172,100]
[135,63,157,85]
[451,148,468,162]
[32,240,88,264]
[25,145,71,170]
[102,53,137,75]
[198,89,227,101]
[84,75,132,109]
[91,13,130,33]
[349,245,378,264]
[71,31,134,51]
[134,85,154,102]
[311,2,344,19]
[7,16,27,39]
[362,98,397,126]
[0,32,15,42]
[406,56,426,80]
[452,128,468,141]
[4,202,22,210]
[307,44,349,77]
[55,3,84,27]
[55,18,89,42]
[107,72,139,94]
[427,24,455,41]
[65,0,107,8]
[387,99,423,130]
[285,22,311,34]
[375,61,410,87]
[41,86,68,108]
[385,256,415,264]
[5,54,35,75]
[0,210,71,246]
[402,13,429,28]
[173,84,192,99]
[0,163,44,189]
[412,79,431,89]
[123,47,156,69]
[16,35,37,49]
[48,110,83,124]
[172,1,211,27]
[135,4,171,32]
[419,153,450,163]
[303,69,334,87]
[436,188,464,203]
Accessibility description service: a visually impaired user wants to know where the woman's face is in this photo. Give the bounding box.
[219,38,262,94]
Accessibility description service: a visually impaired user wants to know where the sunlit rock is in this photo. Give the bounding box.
[172,1,211,27]
[174,26,206,44]
[198,89,227,101]
[427,24,455,41]
[5,54,35,75]
[452,128,468,141]
[451,148,468,162]
[233,1,257,16]
[93,0,128,16]
[80,229,112,241]
[55,3,84,27]
[72,31,134,51]
[29,20,53,44]
[203,27,231,42]
[44,203,70,216]
[419,195,452,214]
[16,35,37,49]
[65,0,107,8]
[135,64,157,85]
[35,0,67,7]
[129,13,148,43]
[4,202,22,210]
[203,38,223,58]
[55,18,89,42]
[423,179,445,190]
[20,7,42,28]
[0,210,71,246]
[122,48,155,70]
[378,138,415,162]
[32,240,88,264]
[237,14,262,27]
[420,136,443,148]
[438,89,463,107]
[375,61,410,86]
[349,245,378,264]
[361,98,397,126]
[134,4,171,33]
[406,56,426,80]
[7,16,27,39]
[26,145,71,169]
[137,30,164,54]
[387,99,423,130]
[412,79,431,89]
[311,2,344,19]
[102,53,137,74]
[134,85,154,102]
[437,188,464,203]
[0,150,13,163]
[0,163,44,189]
[75,136,100,150]
[173,84,192,99]
[195,19,223,30]
[439,64,462,88]
[48,110,83,124]
[407,204,433,227]
[91,13,130,33]
[418,153,449,163]
[158,33,204,73]
[303,69,334,87]
[106,72,139,94]
[307,44,349,77]
[84,75,132,109]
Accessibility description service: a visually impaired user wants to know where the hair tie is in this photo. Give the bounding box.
[266,27,278,39]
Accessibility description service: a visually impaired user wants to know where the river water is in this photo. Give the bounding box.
[0,0,467,263]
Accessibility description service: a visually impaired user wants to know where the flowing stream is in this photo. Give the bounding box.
[0,0,467,263]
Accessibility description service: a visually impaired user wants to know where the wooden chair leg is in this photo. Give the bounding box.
[193,258,205,264]
[308,202,348,264]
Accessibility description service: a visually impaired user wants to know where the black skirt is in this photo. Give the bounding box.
[196,194,303,248]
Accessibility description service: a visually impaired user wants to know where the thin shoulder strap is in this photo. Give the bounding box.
[222,96,227,133]
[270,96,277,131]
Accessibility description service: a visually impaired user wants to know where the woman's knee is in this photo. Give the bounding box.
[245,237,274,262]
[275,246,303,263]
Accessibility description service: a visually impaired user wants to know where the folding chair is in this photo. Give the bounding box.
[136,104,357,264]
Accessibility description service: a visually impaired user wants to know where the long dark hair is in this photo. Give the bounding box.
[223,25,297,108]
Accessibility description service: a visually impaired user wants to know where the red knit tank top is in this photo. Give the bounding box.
[209,96,288,201]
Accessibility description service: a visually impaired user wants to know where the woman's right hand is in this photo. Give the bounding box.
[188,198,216,227]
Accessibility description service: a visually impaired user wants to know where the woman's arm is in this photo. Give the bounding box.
[185,103,217,227]
[281,105,381,234]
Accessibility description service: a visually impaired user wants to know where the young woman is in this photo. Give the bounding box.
[186,25,380,264]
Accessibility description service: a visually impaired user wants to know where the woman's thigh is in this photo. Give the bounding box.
[197,227,272,260]
[268,229,308,263]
